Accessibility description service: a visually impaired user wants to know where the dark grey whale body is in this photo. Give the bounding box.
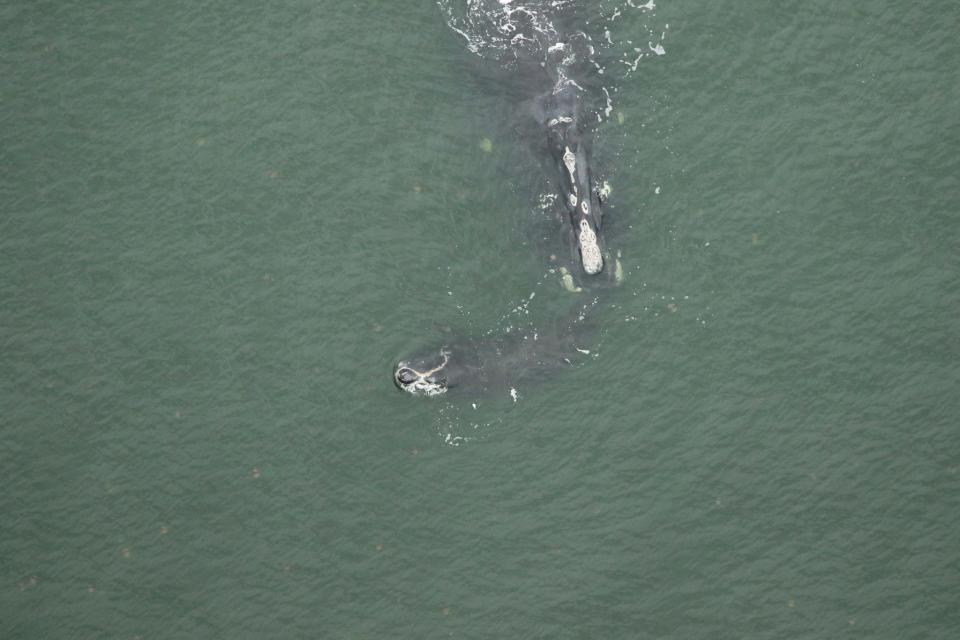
[395,1,612,398]
[537,78,606,275]
[394,319,593,397]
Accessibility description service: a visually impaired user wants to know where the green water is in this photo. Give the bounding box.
[2,1,958,637]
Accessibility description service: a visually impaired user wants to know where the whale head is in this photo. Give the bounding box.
[393,348,453,397]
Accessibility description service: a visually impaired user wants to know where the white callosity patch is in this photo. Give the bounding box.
[580,200,590,215]
[547,116,573,127]
[568,193,578,208]
[578,219,603,274]
[397,351,450,397]
[562,146,577,192]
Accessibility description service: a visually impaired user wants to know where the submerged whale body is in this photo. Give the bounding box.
[396,0,614,398]
[394,319,593,397]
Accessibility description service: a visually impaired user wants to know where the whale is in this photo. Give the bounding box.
[394,317,594,397]
[536,75,606,275]
[395,1,617,398]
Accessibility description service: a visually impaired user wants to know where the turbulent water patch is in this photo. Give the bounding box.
[436,0,667,112]
[437,0,574,61]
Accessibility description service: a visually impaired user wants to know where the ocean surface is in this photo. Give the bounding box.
[2,1,958,638]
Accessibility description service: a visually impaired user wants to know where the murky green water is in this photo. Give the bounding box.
[2,1,958,638]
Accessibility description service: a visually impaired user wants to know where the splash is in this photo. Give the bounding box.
[436,0,575,61]
[436,0,669,106]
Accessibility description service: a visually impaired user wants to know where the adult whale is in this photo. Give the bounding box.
[537,73,607,275]
[438,0,610,277]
